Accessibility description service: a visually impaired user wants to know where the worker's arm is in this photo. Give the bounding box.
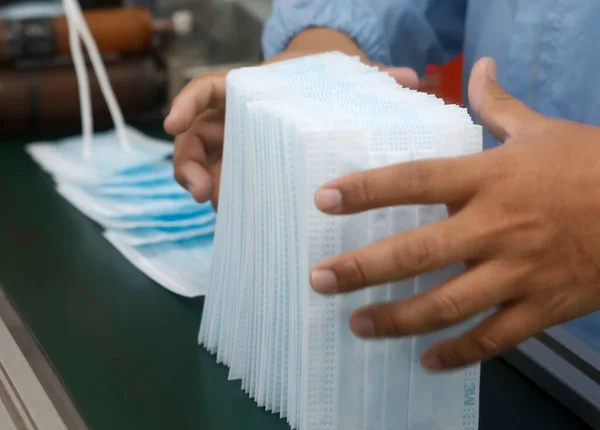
[263,0,468,75]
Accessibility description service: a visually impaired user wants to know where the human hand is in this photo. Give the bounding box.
[164,69,227,208]
[164,28,419,209]
[310,57,600,371]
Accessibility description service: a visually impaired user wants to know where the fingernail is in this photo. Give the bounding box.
[421,351,442,371]
[315,188,343,212]
[310,269,338,294]
[351,316,376,338]
[183,182,194,192]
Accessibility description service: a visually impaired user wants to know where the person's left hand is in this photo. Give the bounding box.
[309,57,600,372]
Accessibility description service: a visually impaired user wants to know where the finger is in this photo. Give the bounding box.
[349,260,526,338]
[310,211,484,294]
[468,57,546,142]
[164,74,227,136]
[173,128,213,202]
[176,161,213,203]
[198,109,226,150]
[420,302,549,371]
[314,156,482,214]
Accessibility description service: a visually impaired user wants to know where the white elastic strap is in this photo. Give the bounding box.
[63,0,93,159]
[64,0,131,152]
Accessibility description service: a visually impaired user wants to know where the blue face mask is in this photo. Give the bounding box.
[0,1,63,19]
[105,223,215,247]
[57,161,176,187]
[88,179,189,198]
[23,0,216,300]
[104,233,214,297]
[56,181,205,220]
[27,127,174,183]
[29,128,215,293]
[98,211,216,230]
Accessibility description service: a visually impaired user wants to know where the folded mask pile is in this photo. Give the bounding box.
[22,0,215,298]
[200,52,483,430]
[26,126,215,297]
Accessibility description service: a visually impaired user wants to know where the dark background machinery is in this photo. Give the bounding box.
[0,0,267,138]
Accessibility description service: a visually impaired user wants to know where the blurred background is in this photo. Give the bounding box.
[0,0,463,140]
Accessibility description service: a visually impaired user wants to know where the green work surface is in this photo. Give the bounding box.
[0,136,592,430]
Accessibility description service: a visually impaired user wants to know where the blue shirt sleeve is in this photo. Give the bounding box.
[262,0,467,75]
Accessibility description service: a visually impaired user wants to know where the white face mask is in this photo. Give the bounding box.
[24,0,216,297]
[200,52,483,430]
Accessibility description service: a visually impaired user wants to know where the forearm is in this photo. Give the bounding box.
[262,0,468,74]
[264,27,369,65]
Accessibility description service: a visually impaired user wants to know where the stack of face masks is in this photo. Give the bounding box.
[27,127,216,297]
[23,0,215,297]
[200,51,483,430]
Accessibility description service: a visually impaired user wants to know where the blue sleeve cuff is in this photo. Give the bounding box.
[261,1,392,66]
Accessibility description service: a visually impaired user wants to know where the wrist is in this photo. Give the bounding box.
[264,27,370,65]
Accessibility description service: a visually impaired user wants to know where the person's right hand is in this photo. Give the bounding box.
[164,29,419,209]
[164,69,228,208]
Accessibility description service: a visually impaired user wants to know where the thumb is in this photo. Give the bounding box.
[377,65,420,90]
[468,57,545,141]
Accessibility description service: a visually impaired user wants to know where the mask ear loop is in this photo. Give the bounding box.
[62,0,93,159]
[64,0,131,153]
